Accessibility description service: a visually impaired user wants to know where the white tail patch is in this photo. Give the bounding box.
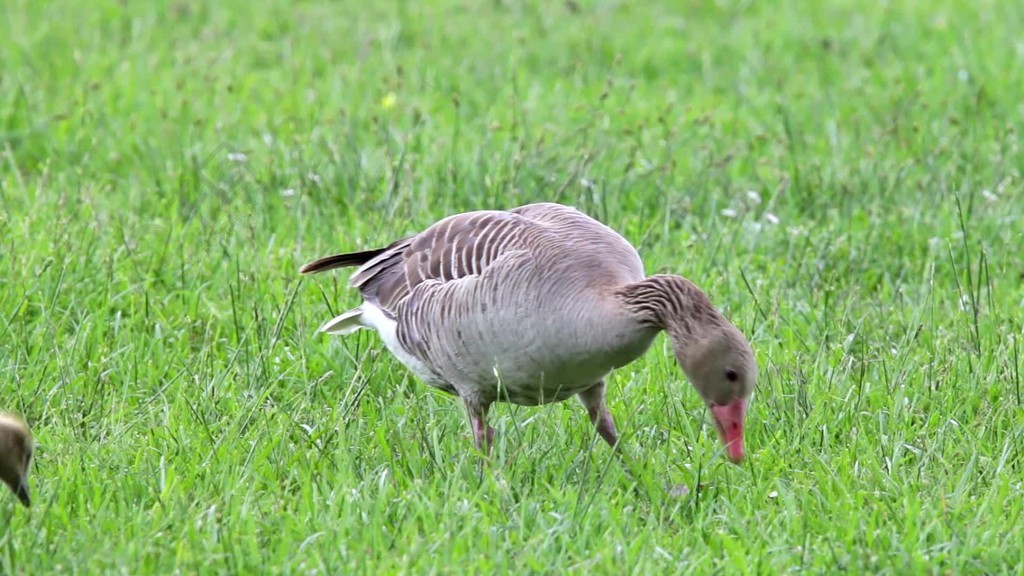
[318,308,367,335]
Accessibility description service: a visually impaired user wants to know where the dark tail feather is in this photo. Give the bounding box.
[299,247,389,274]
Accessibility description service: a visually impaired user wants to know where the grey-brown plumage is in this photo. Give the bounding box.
[0,412,33,507]
[301,202,756,463]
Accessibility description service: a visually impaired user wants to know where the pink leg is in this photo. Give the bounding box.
[464,398,495,455]
[577,381,620,449]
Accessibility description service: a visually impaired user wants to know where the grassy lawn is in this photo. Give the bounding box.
[2,0,1023,572]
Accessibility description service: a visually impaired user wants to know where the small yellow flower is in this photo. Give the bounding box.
[381,92,397,111]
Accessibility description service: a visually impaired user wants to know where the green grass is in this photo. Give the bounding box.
[2,0,1023,572]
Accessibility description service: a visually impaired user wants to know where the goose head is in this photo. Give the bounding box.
[673,324,756,464]
[0,413,33,507]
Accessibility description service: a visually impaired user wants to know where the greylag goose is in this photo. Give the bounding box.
[0,412,33,506]
[301,202,756,463]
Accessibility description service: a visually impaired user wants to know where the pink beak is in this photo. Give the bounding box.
[711,399,748,464]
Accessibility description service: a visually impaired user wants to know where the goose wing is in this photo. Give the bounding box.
[302,204,597,318]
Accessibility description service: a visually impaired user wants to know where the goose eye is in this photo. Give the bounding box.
[725,369,739,382]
